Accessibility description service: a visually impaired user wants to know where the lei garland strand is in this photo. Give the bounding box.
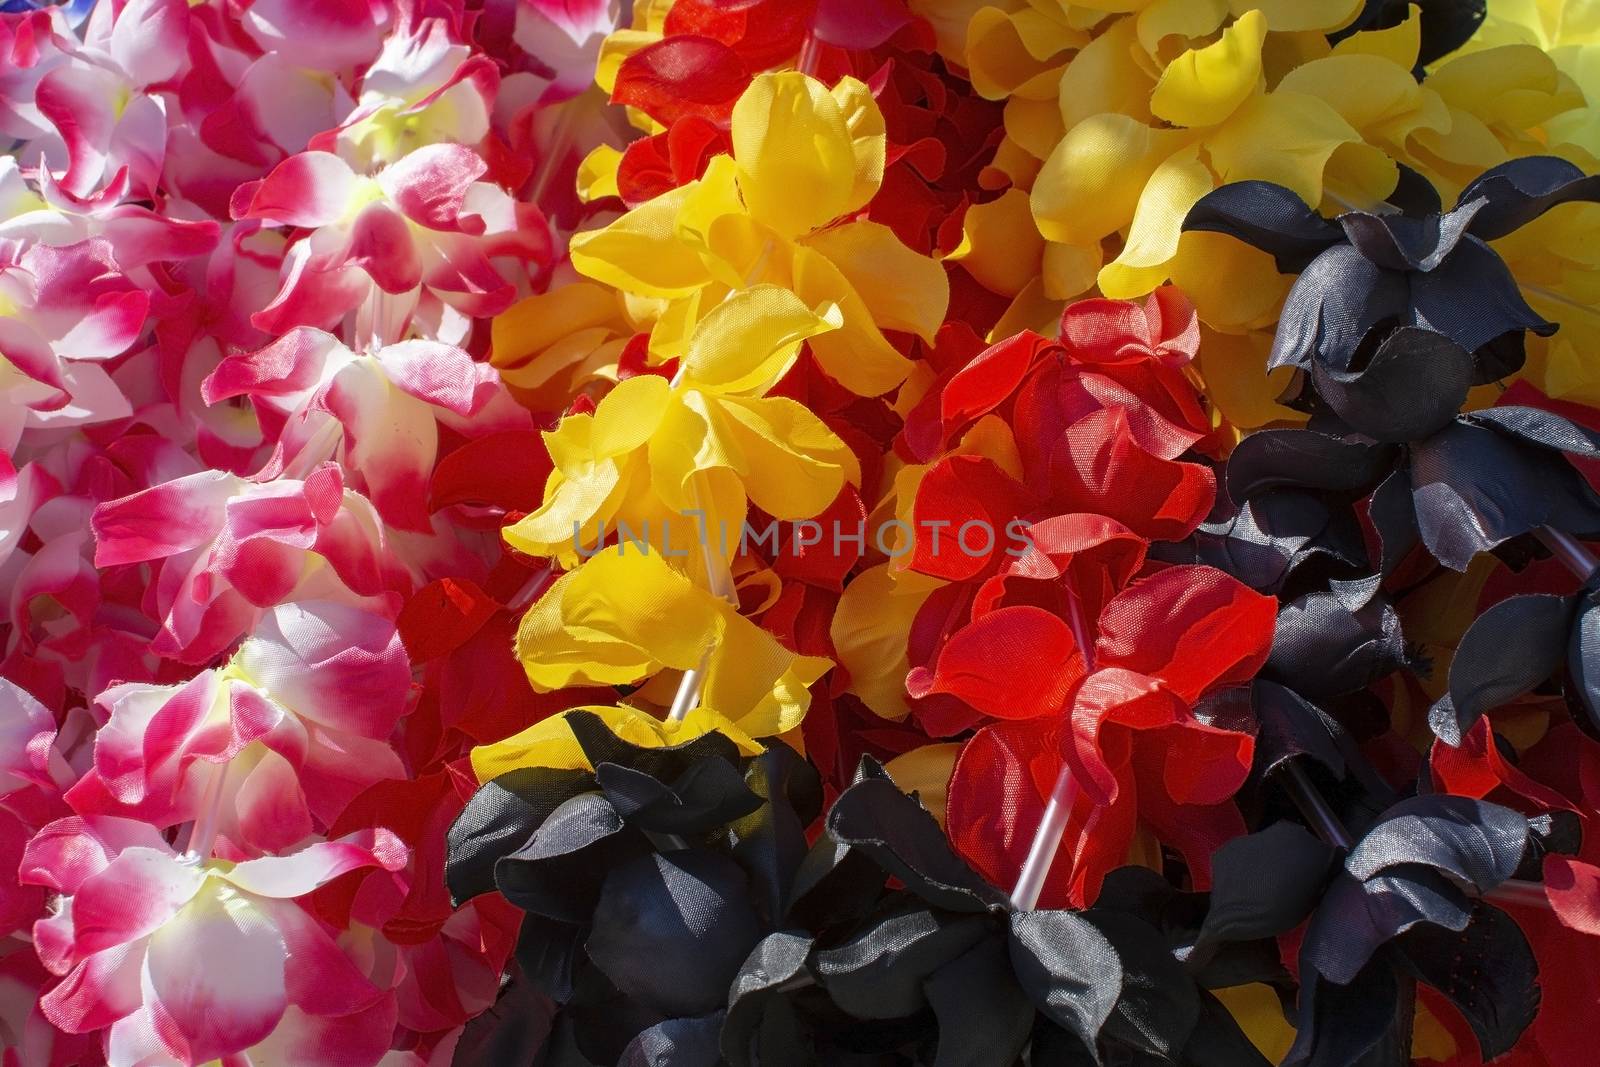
[5,0,1600,1065]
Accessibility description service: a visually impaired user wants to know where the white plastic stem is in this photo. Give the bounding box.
[1009,587,1095,911]
[796,33,822,78]
[665,474,738,723]
[1535,527,1600,583]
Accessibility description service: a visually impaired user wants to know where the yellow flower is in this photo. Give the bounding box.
[511,550,833,740]
[568,72,949,397]
[502,285,861,565]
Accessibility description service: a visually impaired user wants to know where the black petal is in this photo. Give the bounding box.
[1408,236,1554,352]
[1303,869,1472,985]
[1226,430,1393,502]
[1181,181,1343,274]
[1251,681,1348,780]
[1310,328,1471,444]
[813,908,992,1020]
[722,930,814,1067]
[515,913,587,1003]
[586,850,765,1018]
[1569,598,1600,734]
[565,709,743,779]
[1346,795,1533,891]
[1329,469,1418,610]
[926,937,1036,1067]
[1081,911,1201,1060]
[825,771,1009,913]
[1181,990,1276,1067]
[1460,154,1600,241]
[598,758,764,836]
[618,1013,726,1067]
[1008,910,1122,1057]
[1284,957,1406,1067]
[1174,490,1367,597]
[1337,201,1481,272]
[1460,405,1600,458]
[495,791,647,923]
[1409,419,1600,570]
[1395,902,1540,1061]
[1427,593,1575,745]
[1264,592,1407,699]
[1195,822,1337,958]
[445,767,595,905]
[1270,245,1410,372]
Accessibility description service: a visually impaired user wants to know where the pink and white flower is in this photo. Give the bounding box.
[22,817,407,1066]
[91,464,409,663]
[66,600,411,854]
[203,327,526,531]
[235,143,554,337]
[31,0,192,200]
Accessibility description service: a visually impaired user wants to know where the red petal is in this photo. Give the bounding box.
[1094,564,1276,702]
[612,36,750,127]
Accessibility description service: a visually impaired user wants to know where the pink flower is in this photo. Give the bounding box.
[32,0,191,200]
[513,0,622,101]
[0,239,148,427]
[91,464,408,663]
[203,327,523,531]
[235,143,553,337]
[0,9,74,144]
[314,13,500,171]
[21,817,407,1066]
[66,600,411,853]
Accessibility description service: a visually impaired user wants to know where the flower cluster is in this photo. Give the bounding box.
[0,0,632,1063]
[12,1,1600,1066]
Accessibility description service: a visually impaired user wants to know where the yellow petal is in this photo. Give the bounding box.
[831,563,942,720]
[966,5,1065,100]
[1004,93,1066,161]
[576,144,622,202]
[791,246,915,396]
[885,744,962,825]
[1042,240,1103,300]
[1060,16,1159,134]
[803,221,951,341]
[832,77,888,216]
[680,286,843,394]
[1227,0,1362,33]
[706,614,832,737]
[514,550,720,692]
[703,393,862,519]
[1212,984,1296,1062]
[949,188,1046,297]
[1150,9,1267,128]
[1331,3,1421,67]
[1098,146,1213,298]
[732,72,868,239]
[1168,231,1289,332]
[1276,54,1432,135]
[1032,114,1193,245]
[987,275,1065,342]
[1194,326,1304,430]
[492,282,626,371]
[470,704,762,781]
[1136,0,1228,67]
[570,184,713,298]
[1204,90,1360,208]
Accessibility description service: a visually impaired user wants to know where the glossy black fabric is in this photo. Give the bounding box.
[1428,593,1575,744]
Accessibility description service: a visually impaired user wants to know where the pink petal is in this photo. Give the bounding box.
[231,747,315,856]
[348,203,423,294]
[240,0,390,71]
[19,815,173,896]
[108,0,187,87]
[145,881,289,1061]
[378,339,495,416]
[69,847,205,955]
[242,151,357,228]
[38,941,145,1034]
[55,290,149,361]
[0,316,68,402]
[202,327,345,405]
[91,470,238,567]
[236,601,410,738]
[377,144,486,232]
[33,64,119,199]
[324,360,437,531]
[269,898,392,1015]
[221,829,408,899]
[251,245,370,335]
